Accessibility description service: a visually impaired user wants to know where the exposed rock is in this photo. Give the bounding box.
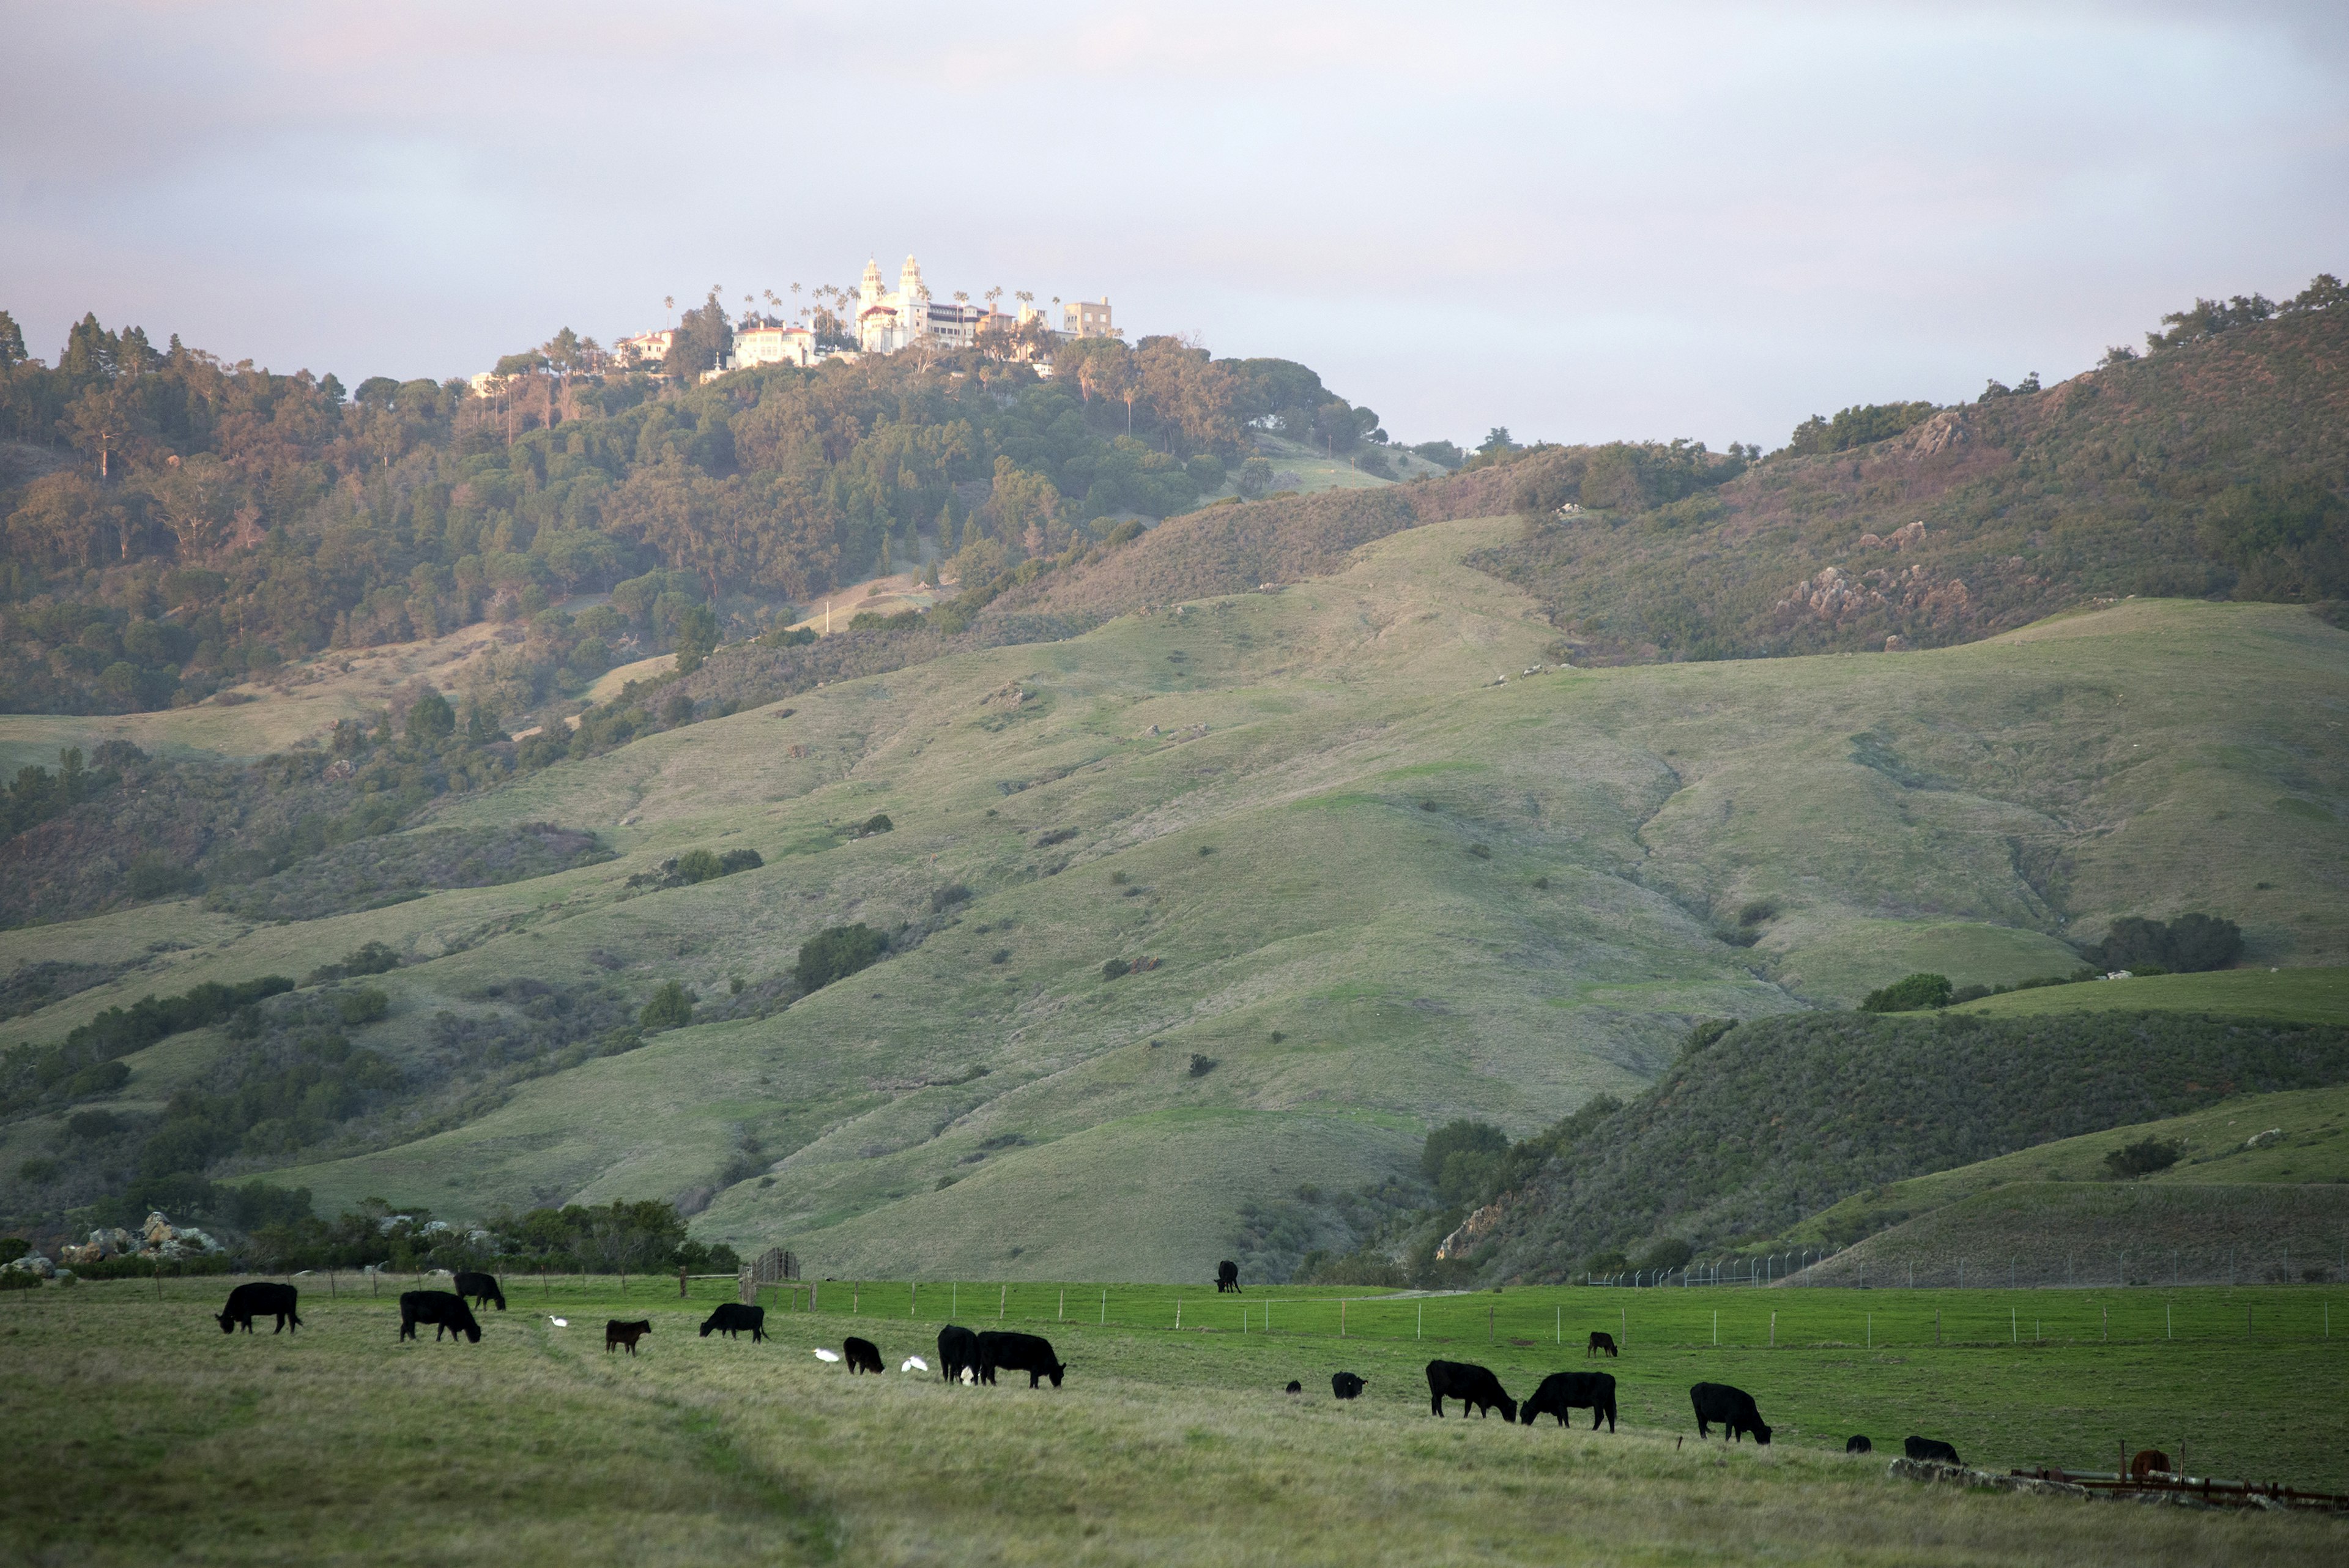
[1437,1202,1505,1261]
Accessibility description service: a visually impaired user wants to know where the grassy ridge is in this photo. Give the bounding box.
[1480,1010,2349,1280]
[1463,303,2349,661]
[10,1277,2349,1565]
[1957,966,2349,1024]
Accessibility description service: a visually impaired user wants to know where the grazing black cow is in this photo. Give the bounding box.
[1689,1383,1770,1444]
[453,1270,507,1311]
[1286,1380,1303,1395]
[937,1325,981,1383]
[1586,1331,1619,1359]
[843,1336,883,1375]
[398,1290,482,1343]
[699,1303,766,1342]
[1523,1371,1616,1432]
[1904,1436,1962,1466]
[1426,1361,1516,1422]
[606,1319,651,1355]
[1845,1435,1873,1455]
[1330,1372,1368,1400]
[976,1329,1064,1388]
[1216,1260,1242,1293]
[216,1282,302,1335]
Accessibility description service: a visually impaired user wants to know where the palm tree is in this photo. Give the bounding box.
[664,294,675,324]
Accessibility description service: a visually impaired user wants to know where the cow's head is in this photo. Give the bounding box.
[1047,1362,1065,1388]
[463,1323,483,1343]
[1499,1397,1519,1424]
[700,1320,716,1337]
[1751,1422,1773,1445]
[215,1310,237,1334]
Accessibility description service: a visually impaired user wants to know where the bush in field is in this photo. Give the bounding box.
[795,924,886,994]
[639,981,695,1031]
[1860,973,1953,1013]
[2089,913,2243,973]
[2104,1137,2184,1178]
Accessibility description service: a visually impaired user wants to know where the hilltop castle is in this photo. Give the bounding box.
[856,254,1114,356]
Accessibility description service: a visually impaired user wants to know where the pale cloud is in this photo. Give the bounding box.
[1,0,2342,447]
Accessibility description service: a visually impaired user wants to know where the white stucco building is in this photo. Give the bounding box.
[612,329,677,368]
[731,322,817,369]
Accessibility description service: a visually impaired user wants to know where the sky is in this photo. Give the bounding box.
[3,1,2345,450]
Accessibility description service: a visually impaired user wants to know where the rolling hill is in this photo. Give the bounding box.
[4,507,2345,1277]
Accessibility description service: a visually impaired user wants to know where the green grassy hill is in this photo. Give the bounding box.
[5,519,2347,1278]
[1474,1008,2349,1281]
[1783,1078,2349,1286]
[1955,966,2349,1025]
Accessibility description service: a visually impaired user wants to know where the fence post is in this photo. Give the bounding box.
[1341,1299,1346,1339]
[1100,1289,1105,1326]
[998,1284,1005,1321]
[1059,1288,1064,1322]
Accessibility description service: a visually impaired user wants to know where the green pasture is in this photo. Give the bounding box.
[7,1276,2347,1566]
[1957,965,2349,1025]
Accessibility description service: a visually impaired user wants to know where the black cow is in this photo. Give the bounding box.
[976,1329,1064,1388]
[1523,1371,1616,1432]
[216,1282,302,1335]
[1426,1361,1516,1422]
[1330,1372,1368,1400]
[699,1303,766,1342]
[1216,1260,1242,1293]
[1689,1382,1770,1444]
[606,1319,651,1355]
[1286,1380,1303,1395]
[938,1324,981,1383]
[399,1290,482,1343]
[1904,1436,1962,1466]
[1586,1331,1619,1358]
[844,1336,883,1375]
[1846,1435,1873,1455]
[454,1270,507,1311]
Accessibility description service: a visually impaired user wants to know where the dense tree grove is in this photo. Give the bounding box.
[0,305,1382,715]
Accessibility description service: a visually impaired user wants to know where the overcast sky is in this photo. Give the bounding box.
[4,1,2343,450]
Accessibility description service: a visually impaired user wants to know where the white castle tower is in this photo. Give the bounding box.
[897,255,929,344]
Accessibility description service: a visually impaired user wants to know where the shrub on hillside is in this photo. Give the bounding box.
[2087,913,2244,974]
[1859,973,1954,1013]
[795,924,886,994]
[2104,1137,2184,1179]
[639,982,695,1030]
[1639,1236,1694,1273]
[305,941,403,984]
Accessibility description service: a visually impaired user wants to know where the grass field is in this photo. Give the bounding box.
[1957,967,2349,1025]
[8,1276,2346,1565]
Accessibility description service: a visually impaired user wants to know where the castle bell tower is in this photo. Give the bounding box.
[899,255,929,341]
